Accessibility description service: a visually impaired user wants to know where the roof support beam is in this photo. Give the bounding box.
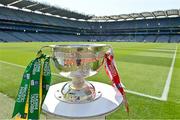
[151,12,156,18]
[49,10,58,13]
[164,11,168,17]
[129,14,136,20]
[7,0,23,6]
[24,3,38,9]
[36,7,50,11]
[139,13,146,19]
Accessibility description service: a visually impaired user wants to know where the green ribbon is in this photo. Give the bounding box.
[12,60,34,118]
[12,52,51,119]
[42,57,51,104]
[28,58,41,119]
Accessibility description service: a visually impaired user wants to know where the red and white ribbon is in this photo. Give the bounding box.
[104,48,129,113]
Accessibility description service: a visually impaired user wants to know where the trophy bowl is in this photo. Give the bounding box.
[48,44,110,103]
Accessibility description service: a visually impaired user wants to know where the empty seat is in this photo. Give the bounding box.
[144,35,157,42]
[156,36,170,43]
[0,31,22,42]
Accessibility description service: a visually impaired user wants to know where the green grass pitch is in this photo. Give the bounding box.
[0,42,180,119]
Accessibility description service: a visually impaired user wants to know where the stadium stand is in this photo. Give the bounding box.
[0,31,22,42]
[156,35,170,43]
[0,0,179,42]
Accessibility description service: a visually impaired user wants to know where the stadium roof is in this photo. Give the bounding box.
[0,0,92,20]
[0,0,179,22]
[90,9,180,22]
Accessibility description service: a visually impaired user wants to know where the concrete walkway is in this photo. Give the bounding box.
[0,93,46,119]
[0,93,14,119]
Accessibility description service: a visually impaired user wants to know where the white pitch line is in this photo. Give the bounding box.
[160,46,177,101]
[125,90,163,101]
[0,59,164,101]
[0,60,59,77]
[0,60,25,69]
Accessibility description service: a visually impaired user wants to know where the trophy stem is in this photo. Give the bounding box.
[71,77,85,90]
[55,77,102,103]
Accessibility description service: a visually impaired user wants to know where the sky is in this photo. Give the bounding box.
[34,0,180,16]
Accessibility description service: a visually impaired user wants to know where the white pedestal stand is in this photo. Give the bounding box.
[42,81,123,120]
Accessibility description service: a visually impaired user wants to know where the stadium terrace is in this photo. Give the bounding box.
[0,0,179,43]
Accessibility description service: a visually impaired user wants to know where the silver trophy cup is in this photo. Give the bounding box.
[43,44,110,104]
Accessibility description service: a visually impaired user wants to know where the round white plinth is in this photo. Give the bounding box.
[42,81,123,119]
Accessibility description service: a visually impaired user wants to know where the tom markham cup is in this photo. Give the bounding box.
[41,44,111,103]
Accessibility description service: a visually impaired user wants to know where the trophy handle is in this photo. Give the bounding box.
[40,45,56,51]
[38,45,56,58]
[105,44,113,55]
[96,44,113,72]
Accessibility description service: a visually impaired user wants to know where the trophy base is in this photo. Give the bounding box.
[42,81,123,119]
[54,80,102,104]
